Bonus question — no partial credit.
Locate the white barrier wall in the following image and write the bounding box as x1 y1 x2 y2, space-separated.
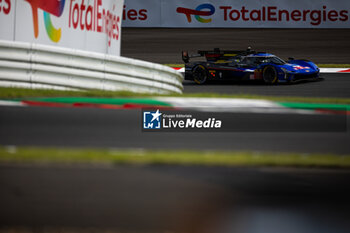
0 40 184 94
123 0 350 28
0 0 123 56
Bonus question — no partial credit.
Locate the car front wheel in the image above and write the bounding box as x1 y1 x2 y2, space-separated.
262 66 278 84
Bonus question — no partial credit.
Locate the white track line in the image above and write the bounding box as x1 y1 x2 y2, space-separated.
0 100 26 107
157 97 315 114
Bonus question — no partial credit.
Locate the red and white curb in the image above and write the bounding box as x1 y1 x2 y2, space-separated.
173 67 185 73
0 98 313 114
1 98 348 115
0 100 26 107
319 68 350 73
172 67 350 73
156 97 314 114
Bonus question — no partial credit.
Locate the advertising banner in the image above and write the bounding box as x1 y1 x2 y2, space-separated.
123 0 160 27
0 0 124 56
122 0 350 28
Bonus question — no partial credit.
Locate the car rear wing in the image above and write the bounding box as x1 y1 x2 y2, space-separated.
182 47 256 63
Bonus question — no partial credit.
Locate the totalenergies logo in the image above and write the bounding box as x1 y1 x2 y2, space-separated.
176 3 215 23
25 0 65 43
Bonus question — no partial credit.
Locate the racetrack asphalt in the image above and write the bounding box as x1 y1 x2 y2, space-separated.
183 73 350 98
0 105 349 154
1 164 350 233
121 28 350 64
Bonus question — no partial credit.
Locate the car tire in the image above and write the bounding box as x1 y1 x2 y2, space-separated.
192 65 208 84
262 66 278 84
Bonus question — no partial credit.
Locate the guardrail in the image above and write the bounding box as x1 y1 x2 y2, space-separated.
0 40 184 94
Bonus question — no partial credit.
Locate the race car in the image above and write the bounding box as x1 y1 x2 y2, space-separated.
182 48 321 84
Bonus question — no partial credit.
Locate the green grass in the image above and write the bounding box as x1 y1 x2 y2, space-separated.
0 146 349 168
1 87 350 104
165 64 350 68
0 87 156 99
317 64 350 68
18 96 172 107
165 64 185 68
279 102 349 111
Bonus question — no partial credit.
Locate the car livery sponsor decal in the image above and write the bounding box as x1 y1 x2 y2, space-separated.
293 65 310 70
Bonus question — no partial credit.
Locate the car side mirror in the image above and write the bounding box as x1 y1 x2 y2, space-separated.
288 57 295 61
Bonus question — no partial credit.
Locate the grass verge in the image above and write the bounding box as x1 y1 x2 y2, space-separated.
0 87 155 99
0 146 349 168
1 87 350 104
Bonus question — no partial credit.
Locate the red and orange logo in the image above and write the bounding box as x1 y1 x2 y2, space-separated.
25 0 65 42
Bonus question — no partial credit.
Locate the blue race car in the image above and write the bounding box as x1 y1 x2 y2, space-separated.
182 48 321 84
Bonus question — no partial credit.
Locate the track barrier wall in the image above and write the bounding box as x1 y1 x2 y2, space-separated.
0 0 184 94
0 40 184 94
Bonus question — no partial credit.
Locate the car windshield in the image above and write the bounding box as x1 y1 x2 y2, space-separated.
267 56 286 65
242 56 286 66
